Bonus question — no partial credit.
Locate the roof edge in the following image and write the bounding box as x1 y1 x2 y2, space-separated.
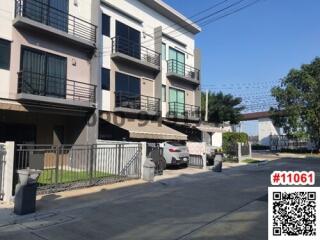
137 0 201 34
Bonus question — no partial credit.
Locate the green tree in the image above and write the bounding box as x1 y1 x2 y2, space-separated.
271 57 320 150
201 91 244 124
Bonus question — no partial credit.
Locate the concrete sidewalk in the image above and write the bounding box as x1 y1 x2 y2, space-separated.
0 157 318 240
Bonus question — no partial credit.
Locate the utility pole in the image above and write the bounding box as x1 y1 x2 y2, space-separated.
205 89 208 122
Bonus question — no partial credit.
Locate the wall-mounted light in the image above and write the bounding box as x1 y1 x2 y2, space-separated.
74 0 78 6
72 58 77 66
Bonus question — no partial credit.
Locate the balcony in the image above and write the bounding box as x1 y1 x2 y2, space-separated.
17 71 96 108
167 59 200 85
167 102 200 121
111 36 161 72
115 91 160 116
14 0 97 49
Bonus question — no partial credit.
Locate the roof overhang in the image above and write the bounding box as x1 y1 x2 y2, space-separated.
138 0 201 34
100 113 187 141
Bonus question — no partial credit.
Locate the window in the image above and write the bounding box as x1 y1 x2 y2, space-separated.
101 68 110 90
20 47 67 98
0 39 11 70
115 72 140 95
102 14 110 37
116 21 141 59
161 43 166 60
161 85 166 102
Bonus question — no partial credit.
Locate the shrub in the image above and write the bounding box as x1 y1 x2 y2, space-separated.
222 132 249 157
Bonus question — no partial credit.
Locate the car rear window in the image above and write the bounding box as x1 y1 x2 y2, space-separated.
167 141 185 146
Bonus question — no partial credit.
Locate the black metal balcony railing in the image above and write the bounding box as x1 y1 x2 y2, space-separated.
168 102 200 119
167 59 200 82
15 0 97 43
18 71 96 103
112 36 161 67
115 91 160 113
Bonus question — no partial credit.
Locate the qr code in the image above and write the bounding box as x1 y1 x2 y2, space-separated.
269 187 320 240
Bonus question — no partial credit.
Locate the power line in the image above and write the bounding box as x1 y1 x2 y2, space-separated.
97 0 265 57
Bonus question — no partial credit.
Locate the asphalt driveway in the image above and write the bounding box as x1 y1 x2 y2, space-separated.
0 157 319 240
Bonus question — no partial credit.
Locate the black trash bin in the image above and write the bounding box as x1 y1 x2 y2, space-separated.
213 154 223 172
14 169 41 215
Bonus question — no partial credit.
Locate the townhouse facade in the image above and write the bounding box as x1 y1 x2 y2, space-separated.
98 0 202 142
0 0 99 145
0 0 201 145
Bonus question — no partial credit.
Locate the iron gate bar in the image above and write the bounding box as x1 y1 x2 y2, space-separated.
14 143 142 195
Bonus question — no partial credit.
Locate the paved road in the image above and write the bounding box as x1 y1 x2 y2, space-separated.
0 157 319 240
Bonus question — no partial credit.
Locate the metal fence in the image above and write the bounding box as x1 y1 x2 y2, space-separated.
14 143 141 195
270 135 310 151
0 144 5 200
241 143 250 156
168 102 200 120
167 59 200 82
189 154 203 168
115 91 160 114
112 36 161 67
15 0 97 43
18 71 96 103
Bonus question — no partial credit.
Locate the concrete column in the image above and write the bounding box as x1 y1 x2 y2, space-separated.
202 153 207 170
194 48 201 108
154 26 163 111
248 142 252 158
3 141 15 202
140 142 147 178
237 142 242 162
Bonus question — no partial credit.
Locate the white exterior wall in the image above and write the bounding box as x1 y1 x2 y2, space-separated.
99 0 196 112
258 117 281 146
68 0 93 23
0 1 15 99
212 132 223 148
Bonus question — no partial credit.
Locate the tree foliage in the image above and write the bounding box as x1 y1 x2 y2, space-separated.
201 91 244 124
271 57 320 150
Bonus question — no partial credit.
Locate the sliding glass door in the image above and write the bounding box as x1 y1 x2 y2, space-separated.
169 48 185 76
21 48 67 98
169 87 185 116
23 0 69 32
115 72 141 109
116 21 141 59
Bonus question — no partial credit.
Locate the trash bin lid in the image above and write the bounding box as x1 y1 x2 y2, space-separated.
143 158 155 168
17 169 42 177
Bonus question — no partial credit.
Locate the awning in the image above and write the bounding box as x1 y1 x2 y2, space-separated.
196 125 225 133
100 113 187 141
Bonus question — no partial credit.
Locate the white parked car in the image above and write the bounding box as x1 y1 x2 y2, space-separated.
161 141 189 166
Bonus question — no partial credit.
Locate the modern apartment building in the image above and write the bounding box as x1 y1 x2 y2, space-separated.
0 0 99 145
98 0 202 141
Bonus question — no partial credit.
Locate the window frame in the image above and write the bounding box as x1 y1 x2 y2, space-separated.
161 85 166 102
101 67 110 91
0 38 11 70
102 13 110 37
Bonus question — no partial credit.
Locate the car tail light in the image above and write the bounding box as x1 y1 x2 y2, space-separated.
169 148 181 152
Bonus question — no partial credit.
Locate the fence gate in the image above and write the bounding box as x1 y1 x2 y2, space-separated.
14 143 142 195
0 144 5 200
189 154 203 168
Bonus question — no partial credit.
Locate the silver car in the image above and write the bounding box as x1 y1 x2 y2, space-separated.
161 141 189 166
